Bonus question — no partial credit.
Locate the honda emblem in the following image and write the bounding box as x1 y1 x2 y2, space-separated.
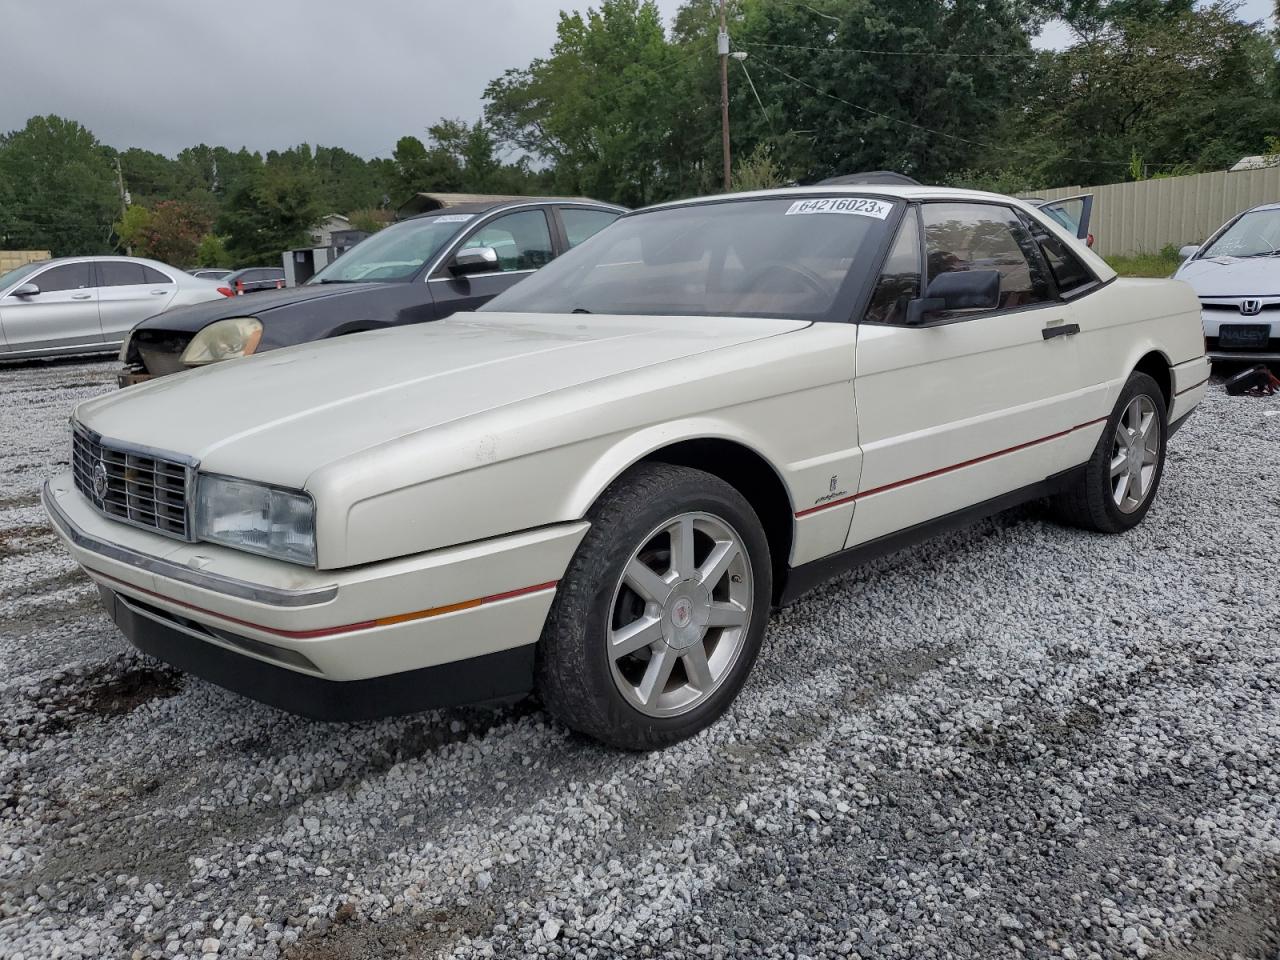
1240 299 1263 316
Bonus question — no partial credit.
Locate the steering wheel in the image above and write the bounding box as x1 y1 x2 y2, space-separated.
744 262 832 301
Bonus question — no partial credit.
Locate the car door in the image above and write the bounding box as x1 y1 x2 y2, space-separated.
1033 194 1094 247
848 201 1093 548
96 261 177 344
428 208 557 316
0 261 101 354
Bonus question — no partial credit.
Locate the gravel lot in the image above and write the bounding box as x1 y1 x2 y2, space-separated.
0 357 1277 960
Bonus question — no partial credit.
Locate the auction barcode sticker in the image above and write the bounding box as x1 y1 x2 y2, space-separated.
784 197 892 219
434 214 475 223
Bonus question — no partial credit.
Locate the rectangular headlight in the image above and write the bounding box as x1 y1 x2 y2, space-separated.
195 474 316 566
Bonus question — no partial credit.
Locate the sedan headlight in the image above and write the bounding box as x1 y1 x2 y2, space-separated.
195 474 316 566
180 317 263 365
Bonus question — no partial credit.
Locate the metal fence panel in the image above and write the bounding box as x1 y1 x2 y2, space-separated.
1018 167 1280 256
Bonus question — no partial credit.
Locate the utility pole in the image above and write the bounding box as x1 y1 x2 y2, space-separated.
114 157 132 256
718 0 731 192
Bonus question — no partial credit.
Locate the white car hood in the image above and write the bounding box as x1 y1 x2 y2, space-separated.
75 312 806 487
1175 255 1280 297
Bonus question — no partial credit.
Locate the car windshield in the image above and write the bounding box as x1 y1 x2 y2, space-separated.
481 195 899 321
0 261 45 290
307 214 473 283
1201 209 1280 258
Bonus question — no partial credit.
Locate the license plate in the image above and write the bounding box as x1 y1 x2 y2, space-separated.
1218 324 1270 348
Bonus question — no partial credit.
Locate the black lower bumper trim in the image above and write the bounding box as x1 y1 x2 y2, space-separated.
100 586 535 721
778 466 1084 606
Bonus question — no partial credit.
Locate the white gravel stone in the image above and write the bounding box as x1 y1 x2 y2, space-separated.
0 360 1278 960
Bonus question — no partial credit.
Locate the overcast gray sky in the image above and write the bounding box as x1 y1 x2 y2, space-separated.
0 0 1272 160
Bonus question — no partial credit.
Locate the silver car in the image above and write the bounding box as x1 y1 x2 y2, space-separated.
1174 202 1280 361
0 256 229 360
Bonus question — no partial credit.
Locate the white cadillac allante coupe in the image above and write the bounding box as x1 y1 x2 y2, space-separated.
45 186 1210 749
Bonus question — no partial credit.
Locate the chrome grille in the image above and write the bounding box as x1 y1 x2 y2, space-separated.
71 424 193 540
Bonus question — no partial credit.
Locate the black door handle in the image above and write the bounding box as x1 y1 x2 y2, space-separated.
1042 323 1080 340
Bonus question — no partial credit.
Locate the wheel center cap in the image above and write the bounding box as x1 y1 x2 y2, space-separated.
662 580 711 651
671 597 694 628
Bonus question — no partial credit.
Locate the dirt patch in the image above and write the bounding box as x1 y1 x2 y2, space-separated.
0 491 40 512
1 664 185 750
0 523 56 558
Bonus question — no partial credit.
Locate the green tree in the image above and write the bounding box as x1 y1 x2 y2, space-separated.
990 1 1280 186
136 200 212 266
217 165 324 265
0 115 119 255
113 203 153 254
484 0 687 206
195 234 233 268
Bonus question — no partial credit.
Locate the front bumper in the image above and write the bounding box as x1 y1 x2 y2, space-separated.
1202 311 1280 361
97 584 535 720
44 474 587 715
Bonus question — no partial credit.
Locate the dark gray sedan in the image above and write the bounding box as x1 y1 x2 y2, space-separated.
117 197 624 385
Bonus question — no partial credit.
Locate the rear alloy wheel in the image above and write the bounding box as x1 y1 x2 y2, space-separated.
1052 370 1167 533
1110 394 1160 514
535 463 772 749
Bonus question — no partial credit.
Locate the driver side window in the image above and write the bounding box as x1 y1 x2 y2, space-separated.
461 210 554 273
922 203 1053 318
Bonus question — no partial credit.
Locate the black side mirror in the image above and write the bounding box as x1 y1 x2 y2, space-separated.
904 270 1000 326
10 282 39 298
451 246 500 276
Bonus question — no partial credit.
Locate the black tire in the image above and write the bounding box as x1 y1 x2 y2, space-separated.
1052 371 1168 533
535 463 773 750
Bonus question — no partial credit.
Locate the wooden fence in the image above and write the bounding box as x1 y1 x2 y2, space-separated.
0 250 51 273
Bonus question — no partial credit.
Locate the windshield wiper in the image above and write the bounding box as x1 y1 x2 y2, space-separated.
571 307 592 314
317 278 360 284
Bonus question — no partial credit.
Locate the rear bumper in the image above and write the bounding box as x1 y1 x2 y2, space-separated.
99 584 534 720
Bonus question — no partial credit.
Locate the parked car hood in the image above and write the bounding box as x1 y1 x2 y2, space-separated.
1174 256 1280 297
130 282 392 333
74 312 807 488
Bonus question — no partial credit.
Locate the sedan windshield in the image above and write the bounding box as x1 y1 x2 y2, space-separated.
308 215 472 283
481 195 899 321
1201 209 1280 259
0 261 44 291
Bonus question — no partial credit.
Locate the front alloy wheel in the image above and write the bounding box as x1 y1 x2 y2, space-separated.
608 512 753 718
535 463 773 750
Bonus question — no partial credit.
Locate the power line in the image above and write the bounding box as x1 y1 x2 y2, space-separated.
742 41 1036 59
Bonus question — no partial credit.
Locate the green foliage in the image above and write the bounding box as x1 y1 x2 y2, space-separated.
988 1 1280 186
195 234 232 268
0 115 119 255
113 203 153 253
136 200 212 266
1105 244 1183 276
346 208 392 234
218 164 326 265
4 0 1279 258
485 0 690 206
731 143 786 192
